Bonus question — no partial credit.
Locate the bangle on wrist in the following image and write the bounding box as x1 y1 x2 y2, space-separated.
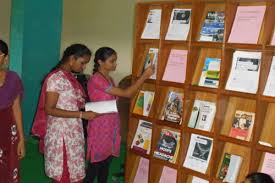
79 111 83 119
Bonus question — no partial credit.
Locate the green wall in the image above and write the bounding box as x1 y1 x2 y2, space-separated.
10 0 63 135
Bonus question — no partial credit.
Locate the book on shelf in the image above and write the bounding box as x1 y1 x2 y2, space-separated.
217 153 243 183
228 5 266 44
260 152 275 181
159 166 177 183
133 157 149 183
161 91 184 124
198 57 221 88
229 110 255 141
153 129 181 164
131 120 152 155
199 11 224 42
162 49 188 83
225 50 261 94
133 90 155 116
165 8 191 40
141 48 159 80
183 134 213 174
188 100 216 132
191 176 209 183
263 56 275 97
141 9 161 39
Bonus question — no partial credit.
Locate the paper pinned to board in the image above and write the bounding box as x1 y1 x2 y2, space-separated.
85 100 118 113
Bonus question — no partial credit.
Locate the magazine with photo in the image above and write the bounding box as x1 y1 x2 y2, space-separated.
162 91 184 124
199 11 225 42
183 134 213 173
225 51 261 94
165 9 191 40
229 110 255 141
153 129 181 164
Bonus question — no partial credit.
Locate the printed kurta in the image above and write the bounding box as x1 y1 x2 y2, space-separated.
87 72 121 163
44 71 85 182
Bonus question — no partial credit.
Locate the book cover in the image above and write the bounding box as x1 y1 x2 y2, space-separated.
218 153 243 183
143 91 155 117
192 176 209 183
162 49 188 83
228 6 266 44
162 91 184 124
188 100 201 128
198 57 221 88
153 129 181 164
141 9 161 39
199 11 224 42
195 101 216 131
142 48 159 80
133 91 144 115
218 153 231 180
165 8 191 40
229 110 255 141
131 120 153 155
183 134 213 173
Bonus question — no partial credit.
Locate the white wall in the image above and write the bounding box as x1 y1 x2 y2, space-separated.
0 0 11 44
61 0 174 83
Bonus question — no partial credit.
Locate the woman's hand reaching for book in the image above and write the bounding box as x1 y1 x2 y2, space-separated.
142 65 155 79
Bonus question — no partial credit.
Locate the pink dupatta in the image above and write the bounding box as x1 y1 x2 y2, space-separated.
31 69 86 153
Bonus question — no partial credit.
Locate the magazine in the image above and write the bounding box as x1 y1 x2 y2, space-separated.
199 11 224 42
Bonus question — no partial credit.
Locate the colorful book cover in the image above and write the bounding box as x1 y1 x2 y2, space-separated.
199 11 224 42
142 48 158 80
162 91 184 124
153 129 181 164
133 91 144 115
131 120 153 155
199 57 221 88
218 153 231 180
229 110 255 141
143 91 155 117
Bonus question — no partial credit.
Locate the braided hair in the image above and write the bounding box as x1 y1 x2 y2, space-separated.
93 47 116 74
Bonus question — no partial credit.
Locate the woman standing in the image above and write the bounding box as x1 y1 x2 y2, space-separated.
84 47 154 183
32 44 97 183
0 39 25 183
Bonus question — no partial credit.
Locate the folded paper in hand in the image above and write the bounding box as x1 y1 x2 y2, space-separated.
85 100 118 113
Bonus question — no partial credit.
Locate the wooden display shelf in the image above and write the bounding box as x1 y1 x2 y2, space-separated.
126 1 275 182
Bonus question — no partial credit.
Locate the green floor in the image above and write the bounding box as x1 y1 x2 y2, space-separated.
21 137 126 183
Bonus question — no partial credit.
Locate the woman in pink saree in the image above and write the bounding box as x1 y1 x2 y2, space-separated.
32 44 97 183
84 47 154 183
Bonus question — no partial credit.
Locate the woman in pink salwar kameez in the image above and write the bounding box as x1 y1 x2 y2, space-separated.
84 47 154 183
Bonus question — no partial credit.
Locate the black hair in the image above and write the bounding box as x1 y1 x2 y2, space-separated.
93 47 116 74
0 40 9 56
245 173 274 183
51 43 92 71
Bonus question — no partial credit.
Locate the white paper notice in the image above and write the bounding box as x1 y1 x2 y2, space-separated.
192 176 209 183
225 51 261 94
263 57 275 96
165 9 191 40
141 9 162 39
85 100 117 113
